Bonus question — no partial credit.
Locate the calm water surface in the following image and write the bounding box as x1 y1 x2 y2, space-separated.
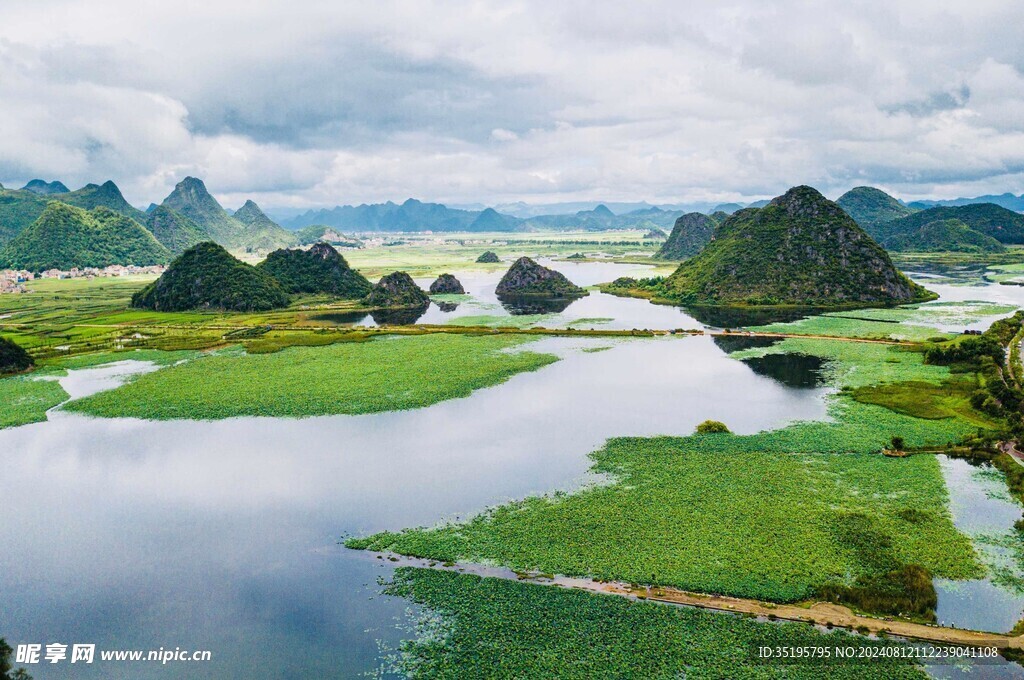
0 335 828 679
322 259 706 330
935 455 1024 633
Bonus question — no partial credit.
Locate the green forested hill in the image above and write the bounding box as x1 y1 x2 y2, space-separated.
0 336 33 374
836 187 915 233
257 242 371 297
658 186 929 306
161 177 250 249
232 200 297 251
160 178 295 252
132 242 288 311
876 203 1024 244
0 203 169 271
884 218 1006 253
0 180 146 246
654 212 721 259
60 181 149 223
0 187 48 245
146 205 212 255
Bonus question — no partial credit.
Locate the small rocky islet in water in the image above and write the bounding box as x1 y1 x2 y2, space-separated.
429 273 466 294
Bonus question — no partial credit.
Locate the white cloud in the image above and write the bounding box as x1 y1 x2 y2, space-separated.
0 0 1023 206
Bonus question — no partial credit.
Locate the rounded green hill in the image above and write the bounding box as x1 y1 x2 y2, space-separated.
658 186 931 307
132 242 288 312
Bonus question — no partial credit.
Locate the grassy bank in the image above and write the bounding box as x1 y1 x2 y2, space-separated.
746 301 1017 341
381 567 928 679
63 334 559 420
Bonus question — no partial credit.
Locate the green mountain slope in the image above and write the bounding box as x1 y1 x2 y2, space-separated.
836 187 915 232
145 205 212 255
0 203 169 271
469 207 519 231
60 180 149 223
132 242 288 311
659 186 929 306
884 219 1006 253
654 212 720 260
257 242 371 297
877 203 1024 244
161 177 250 249
232 200 297 251
0 187 49 245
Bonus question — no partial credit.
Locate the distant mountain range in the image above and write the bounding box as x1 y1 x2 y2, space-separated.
281 199 687 232
0 177 295 270
836 186 1024 253
908 193 1024 212
4 173 1024 270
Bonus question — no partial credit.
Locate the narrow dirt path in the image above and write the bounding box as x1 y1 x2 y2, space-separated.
366 553 1024 651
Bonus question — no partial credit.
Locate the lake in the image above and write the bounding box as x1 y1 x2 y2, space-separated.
0 334 829 678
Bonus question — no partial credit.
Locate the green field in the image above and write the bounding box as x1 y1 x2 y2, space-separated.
336 231 669 279
382 567 927 679
62 334 558 420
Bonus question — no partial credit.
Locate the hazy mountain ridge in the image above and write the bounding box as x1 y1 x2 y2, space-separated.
874 203 1024 245
884 218 1006 254
836 187 916 231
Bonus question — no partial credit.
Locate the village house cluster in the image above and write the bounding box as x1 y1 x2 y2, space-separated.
0 264 166 293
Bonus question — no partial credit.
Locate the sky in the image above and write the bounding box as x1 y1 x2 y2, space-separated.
2 0 1024 210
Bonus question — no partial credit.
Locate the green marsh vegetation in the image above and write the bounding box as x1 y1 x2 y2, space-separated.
380 567 927 679
349 337 1006 616
746 301 1017 342
0 348 197 429
350 432 980 605
0 374 67 429
63 334 559 420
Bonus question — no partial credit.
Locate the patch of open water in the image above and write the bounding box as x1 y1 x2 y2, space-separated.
0 334 829 678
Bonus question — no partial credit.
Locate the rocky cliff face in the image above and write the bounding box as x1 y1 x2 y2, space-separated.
654 213 719 260
429 273 465 294
363 271 430 308
495 257 586 297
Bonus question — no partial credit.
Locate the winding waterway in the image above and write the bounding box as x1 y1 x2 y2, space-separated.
3 260 1024 678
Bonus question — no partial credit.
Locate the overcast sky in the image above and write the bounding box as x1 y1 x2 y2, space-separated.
2 0 1024 209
